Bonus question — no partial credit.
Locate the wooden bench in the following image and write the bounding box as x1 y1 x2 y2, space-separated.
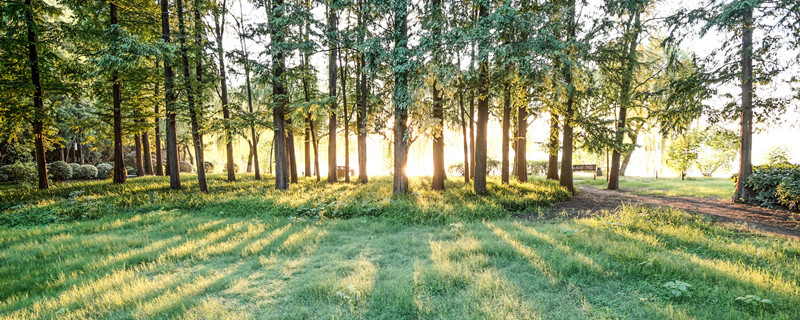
572 164 598 180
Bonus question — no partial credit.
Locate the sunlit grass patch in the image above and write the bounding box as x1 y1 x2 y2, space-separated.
574 176 734 199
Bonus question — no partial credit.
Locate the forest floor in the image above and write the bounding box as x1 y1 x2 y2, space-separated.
545 185 800 238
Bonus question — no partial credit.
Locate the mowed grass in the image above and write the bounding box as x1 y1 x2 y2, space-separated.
1 175 799 319
0 175 569 227
575 175 734 199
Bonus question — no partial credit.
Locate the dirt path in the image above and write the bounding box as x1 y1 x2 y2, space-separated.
545 186 800 239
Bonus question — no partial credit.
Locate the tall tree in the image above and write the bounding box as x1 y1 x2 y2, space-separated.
176 0 207 192
327 3 339 184
559 0 578 194
356 0 368 183
213 0 235 182
473 0 490 195
153 73 164 176
392 0 410 194
429 0 446 190
235 0 260 180
272 0 288 190
500 85 511 184
110 2 126 184
162 0 181 189
24 0 49 189
732 3 754 201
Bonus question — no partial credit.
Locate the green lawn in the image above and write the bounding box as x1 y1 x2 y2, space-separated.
575 175 734 199
1 175 798 319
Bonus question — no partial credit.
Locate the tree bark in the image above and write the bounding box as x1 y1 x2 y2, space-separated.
559 0 577 194
392 0 410 194
733 4 755 201
177 0 207 192
327 4 339 183
547 111 559 180
469 90 476 180
111 2 127 184
214 0 235 182
311 119 320 182
238 5 260 181
515 103 528 182
272 0 288 190
339 52 350 183
153 75 164 176
304 120 311 177
501 85 511 184
141 121 154 175
473 0 489 195
134 133 145 176
357 4 368 184
459 88 470 183
25 0 48 189
161 0 180 189
608 8 642 190
432 82 446 190
287 119 298 183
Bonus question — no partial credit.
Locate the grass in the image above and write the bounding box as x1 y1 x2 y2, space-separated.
1 175 799 319
0 174 569 227
575 175 734 199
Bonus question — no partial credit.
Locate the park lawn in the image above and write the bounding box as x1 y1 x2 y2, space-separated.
1 176 798 319
575 175 734 199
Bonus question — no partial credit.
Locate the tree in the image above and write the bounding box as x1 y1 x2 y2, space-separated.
473 0 490 195
24 0 50 189
212 0 235 182
162 0 181 189
392 0 410 194
695 127 737 176
327 3 339 184
271 0 288 190
665 130 701 180
427 0 446 190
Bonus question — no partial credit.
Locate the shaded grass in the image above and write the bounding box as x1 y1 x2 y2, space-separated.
1 204 798 319
0 175 569 226
575 176 734 199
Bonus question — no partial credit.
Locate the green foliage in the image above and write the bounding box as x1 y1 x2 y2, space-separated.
68 163 81 176
74 164 98 180
222 163 239 174
0 162 37 184
47 161 72 181
96 163 113 179
663 280 693 298
765 146 793 166
746 164 800 210
695 127 738 176
666 131 702 177
736 295 773 307
527 160 548 176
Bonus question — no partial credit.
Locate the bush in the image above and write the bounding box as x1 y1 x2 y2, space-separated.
97 163 113 179
527 160 547 176
204 161 215 173
179 161 193 173
222 163 239 174
47 161 73 181
126 166 136 176
765 146 792 166
448 162 465 176
745 164 800 210
68 163 81 177
0 162 37 183
74 164 98 180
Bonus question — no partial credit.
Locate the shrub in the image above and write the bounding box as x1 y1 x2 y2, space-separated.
126 166 136 176
68 163 81 177
74 164 98 179
745 164 800 210
527 160 547 176
0 162 37 183
47 161 73 181
108 165 127 179
97 163 113 179
179 161 193 173
448 162 465 176
765 146 792 166
222 163 239 174
204 161 215 173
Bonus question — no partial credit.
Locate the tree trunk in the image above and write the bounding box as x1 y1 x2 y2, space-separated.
111 3 126 184
311 119 320 182
392 0 409 194
327 4 339 184
469 89 476 180
339 52 350 183
432 81 446 190
304 120 311 177
459 88 470 183
559 0 577 194
473 1 489 195
272 0 288 190
547 111 559 181
246 144 253 172
501 85 511 184
141 120 154 175
161 0 180 189
620 149 634 177
515 102 528 182
153 77 164 176
134 133 145 177
287 120 298 183
177 0 207 192
733 5 755 202
357 7 368 184
25 0 48 189
215 0 235 182
608 8 642 190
